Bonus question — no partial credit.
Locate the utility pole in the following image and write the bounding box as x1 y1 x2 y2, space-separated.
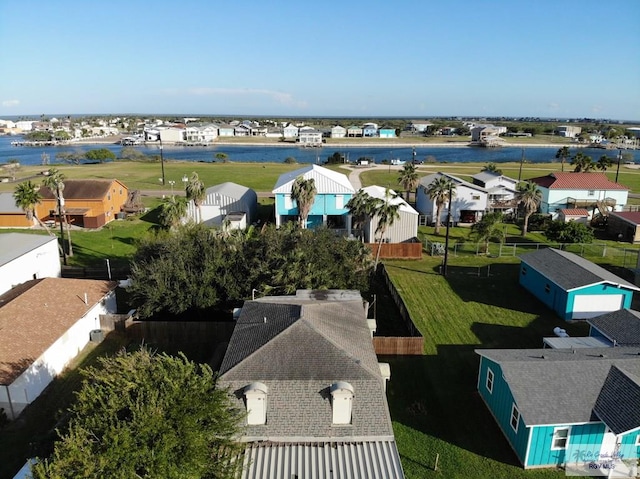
159 138 165 186
518 148 525 181
57 185 67 265
615 149 622 183
442 183 453 277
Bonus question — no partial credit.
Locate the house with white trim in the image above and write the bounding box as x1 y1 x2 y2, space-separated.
416 172 488 224
185 182 257 228
359 186 418 243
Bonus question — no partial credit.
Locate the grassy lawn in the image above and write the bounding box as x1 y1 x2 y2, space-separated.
382 255 594 478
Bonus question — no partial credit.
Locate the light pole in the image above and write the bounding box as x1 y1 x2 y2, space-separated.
615 149 623 183
159 138 165 186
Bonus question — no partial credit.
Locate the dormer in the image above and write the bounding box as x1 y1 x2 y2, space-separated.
330 381 354 425
244 382 268 425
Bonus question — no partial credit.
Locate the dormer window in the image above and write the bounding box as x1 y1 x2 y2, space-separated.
330 381 354 425
244 382 268 425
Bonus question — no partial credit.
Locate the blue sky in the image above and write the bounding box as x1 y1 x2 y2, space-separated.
1 0 639 120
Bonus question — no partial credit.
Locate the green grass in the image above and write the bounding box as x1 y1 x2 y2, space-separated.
382 255 593 478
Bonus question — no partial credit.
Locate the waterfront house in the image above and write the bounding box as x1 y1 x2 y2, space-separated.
359 186 418 243
472 171 518 214
471 125 506 146
554 125 582 138
283 123 298 139
476 347 640 470
297 129 323 146
0 278 117 419
218 290 404 479
184 124 218 143
0 233 60 295
362 124 378 137
218 124 235 137
407 121 433 133
587 309 640 347
519 248 639 320
416 172 488 224
606 211 640 243
379 127 397 138
272 164 355 230
330 125 346 138
185 181 257 228
39 179 129 229
527 172 628 220
158 126 186 143
347 125 363 137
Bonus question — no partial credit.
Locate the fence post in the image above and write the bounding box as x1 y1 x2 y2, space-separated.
499 243 502 257
602 244 607 257
513 243 517 256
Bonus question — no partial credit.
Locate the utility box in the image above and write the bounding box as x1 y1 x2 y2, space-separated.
89 329 104 343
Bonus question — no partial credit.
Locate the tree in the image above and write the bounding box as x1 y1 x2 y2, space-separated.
398 163 419 201
426 175 456 235
545 220 595 243
570 151 595 172
13 180 43 226
31 347 244 479
42 168 73 257
185 172 206 223
283 156 297 164
290 176 317 229
516 181 542 236
555 146 570 172
373 188 400 268
85 148 116 163
214 152 229 163
481 162 502 175
596 155 613 172
158 195 188 229
470 212 504 254
346 190 382 240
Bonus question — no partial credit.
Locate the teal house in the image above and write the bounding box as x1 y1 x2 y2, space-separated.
519 248 639 320
272 164 355 231
476 347 640 471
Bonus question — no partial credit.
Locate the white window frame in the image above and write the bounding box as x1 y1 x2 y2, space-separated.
486 368 494 394
510 404 520 433
635 434 640 446
284 194 293 210
551 426 570 450
335 195 344 209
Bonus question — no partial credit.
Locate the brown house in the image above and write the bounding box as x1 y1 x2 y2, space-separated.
40 179 129 228
607 211 640 243
0 192 35 227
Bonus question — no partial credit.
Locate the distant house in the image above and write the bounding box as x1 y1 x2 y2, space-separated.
272 164 355 230
470 125 506 145
0 192 36 228
185 182 257 228
184 124 218 143
416 172 488 224
476 347 640 470
555 125 582 138
408 121 433 133
0 278 117 419
528 172 628 220
379 127 396 138
217 124 235 137
588 309 640 347
330 125 346 138
283 124 299 138
558 208 589 224
362 124 378 137
297 129 323 146
158 126 186 143
607 211 640 243
359 186 418 243
346 125 363 137
234 124 251 137
0 233 60 295
519 248 640 320
472 171 518 213
218 290 404 479
39 179 129 228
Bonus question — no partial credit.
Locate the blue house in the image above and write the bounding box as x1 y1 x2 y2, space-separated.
588 309 640 347
476 347 640 471
519 248 639 320
379 127 396 138
272 164 355 230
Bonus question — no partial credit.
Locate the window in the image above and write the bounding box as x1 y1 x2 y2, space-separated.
588 190 595 197
284 195 293 210
636 434 640 446
335 195 344 209
486 368 494 393
552 427 570 450
510 404 520 433
521 266 527 276
472 195 480 200
545 284 551 293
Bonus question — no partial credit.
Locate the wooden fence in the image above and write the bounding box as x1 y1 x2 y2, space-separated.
366 241 422 259
373 337 424 355
62 265 130 280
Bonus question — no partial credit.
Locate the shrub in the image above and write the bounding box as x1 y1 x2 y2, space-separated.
545 220 595 243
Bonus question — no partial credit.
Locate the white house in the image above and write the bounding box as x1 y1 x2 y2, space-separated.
185 182 258 227
0 233 61 295
158 126 186 143
184 124 218 143
360 186 418 243
408 121 433 133
472 171 519 213
297 129 323 145
416 172 488 224
528 172 629 219
330 125 346 138
283 124 298 138
0 278 117 419
555 125 582 138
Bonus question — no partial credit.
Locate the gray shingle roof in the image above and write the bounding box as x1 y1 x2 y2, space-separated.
593 365 640 435
519 248 640 291
476 347 640 426
587 309 640 346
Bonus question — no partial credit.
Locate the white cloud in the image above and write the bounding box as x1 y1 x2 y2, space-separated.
2 99 20 107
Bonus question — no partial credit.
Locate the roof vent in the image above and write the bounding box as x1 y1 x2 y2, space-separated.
263 316 267 324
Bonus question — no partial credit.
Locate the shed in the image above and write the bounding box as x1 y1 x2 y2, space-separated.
519 248 640 320
186 182 257 227
360 186 418 243
558 208 589 224
607 211 640 243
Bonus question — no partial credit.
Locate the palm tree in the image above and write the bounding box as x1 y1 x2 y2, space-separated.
470 212 504 254
570 152 595 172
42 168 73 257
398 163 419 201
426 175 456 235
481 162 502 175
516 181 542 236
373 188 401 268
13 180 43 225
555 146 570 172
290 176 317 229
596 155 613 172
159 195 188 229
346 190 381 240
185 172 206 223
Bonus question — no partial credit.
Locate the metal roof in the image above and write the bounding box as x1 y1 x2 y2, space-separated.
238 440 404 479
528 172 628 190
542 336 612 349
0 192 22 213
272 165 355 194
0 233 57 268
361 186 418 215
418 172 488 194
207 182 256 201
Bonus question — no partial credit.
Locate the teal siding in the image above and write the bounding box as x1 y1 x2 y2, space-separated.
478 358 530 464
527 423 605 467
275 193 352 217
567 283 634 315
619 430 640 463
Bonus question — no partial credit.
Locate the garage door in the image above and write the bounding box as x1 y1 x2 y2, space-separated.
572 294 624 319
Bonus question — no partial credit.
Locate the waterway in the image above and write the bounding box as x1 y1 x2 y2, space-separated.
0 135 635 167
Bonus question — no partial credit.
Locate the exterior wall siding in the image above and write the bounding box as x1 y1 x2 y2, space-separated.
0 238 61 295
543 189 628 217
519 261 569 319
477 357 529 464
526 423 605 467
366 211 418 243
275 193 352 219
566 283 634 318
619 430 640 463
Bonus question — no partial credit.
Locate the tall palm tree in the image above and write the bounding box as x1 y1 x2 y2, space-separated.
290 176 317 229
570 152 595 172
13 180 43 225
185 172 206 223
555 146 570 172
426 175 456 235
345 190 381 240
596 155 613 172
159 195 188 229
516 181 542 236
42 168 73 257
398 163 419 201
373 188 400 268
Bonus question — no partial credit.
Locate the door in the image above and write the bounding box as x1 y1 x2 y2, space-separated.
572 294 624 319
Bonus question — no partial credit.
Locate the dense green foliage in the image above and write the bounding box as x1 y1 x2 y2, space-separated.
128 224 373 318
85 148 117 162
544 220 595 243
469 212 504 252
31 348 244 479
516 181 542 235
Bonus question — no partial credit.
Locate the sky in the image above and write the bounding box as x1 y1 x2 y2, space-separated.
1 0 639 120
